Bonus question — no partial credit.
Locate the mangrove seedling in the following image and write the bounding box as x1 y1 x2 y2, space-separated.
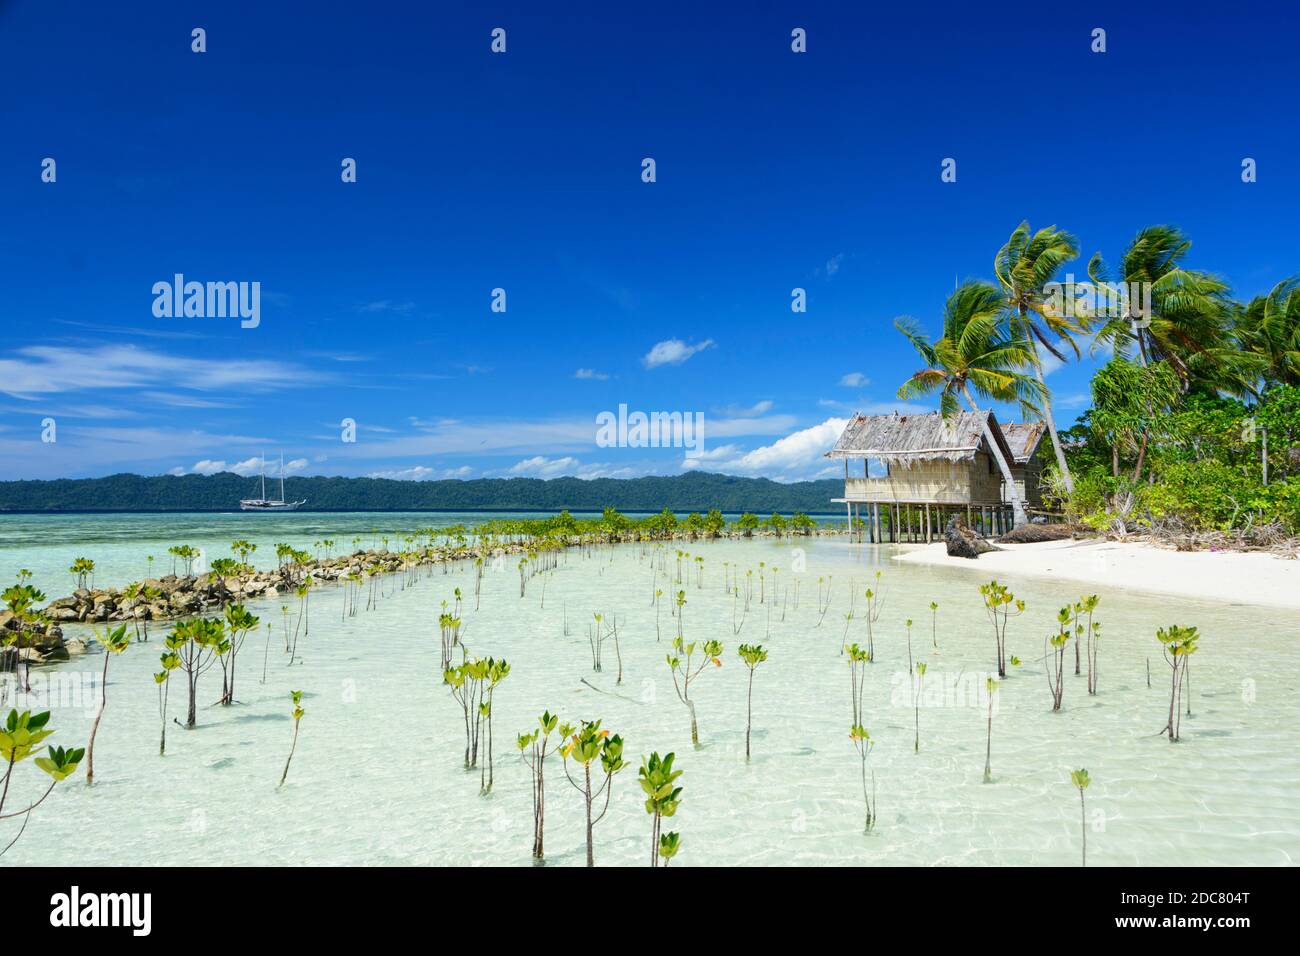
675 590 687 639
905 618 914 674
560 719 628 866
846 642 871 727
929 601 939 648
155 649 181 755
278 690 305 787
667 637 724 746
1157 625 1200 742
849 724 876 832
913 661 927 753
983 677 999 783
1045 607 1071 712
862 572 885 659
0 710 84 857
737 643 768 760
517 710 571 860
658 831 681 866
220 603 259 705
639 751 683 867
69 557 95 590
816 575 833 627
610 613 624 685
445 658 488 768
1077 595 1100 695
978 580 1024 678
438 611 463 671
290 577 313 663
1071 768 1091 866
587 613 605 672
85 623 130 785
168 617 225 729
479 657 511 794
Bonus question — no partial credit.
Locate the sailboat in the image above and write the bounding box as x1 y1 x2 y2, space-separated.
240 452 307 511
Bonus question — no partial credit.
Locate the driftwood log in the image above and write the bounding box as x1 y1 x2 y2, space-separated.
944 515 1000 559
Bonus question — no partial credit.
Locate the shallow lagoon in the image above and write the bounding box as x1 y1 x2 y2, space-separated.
2 515 1299 866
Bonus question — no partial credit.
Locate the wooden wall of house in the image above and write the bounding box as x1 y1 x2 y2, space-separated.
970 451 1005 503
1003 461 1043 508
843 455 1006 505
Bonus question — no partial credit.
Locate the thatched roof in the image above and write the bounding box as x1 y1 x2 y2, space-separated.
1000 422 1046 464
826 410 1015 466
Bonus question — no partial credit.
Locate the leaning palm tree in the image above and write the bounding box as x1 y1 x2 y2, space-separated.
994 221 1085 492
1238 275 1300 389
895 281 1044 527
1088 225 1254 395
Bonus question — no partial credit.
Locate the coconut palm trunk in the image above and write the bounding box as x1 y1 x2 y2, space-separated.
963 387 1027 528
1023 330 1074 492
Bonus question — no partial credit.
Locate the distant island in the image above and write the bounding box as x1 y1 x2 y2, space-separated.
0 470 843 514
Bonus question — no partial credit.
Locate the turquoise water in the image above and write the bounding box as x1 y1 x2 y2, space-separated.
1 514 1298 866
0 512 557 591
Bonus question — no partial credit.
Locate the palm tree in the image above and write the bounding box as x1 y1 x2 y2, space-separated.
895 281 1043 527
994 221 1085 492
1088 225 1253 395
1238 276 1300 388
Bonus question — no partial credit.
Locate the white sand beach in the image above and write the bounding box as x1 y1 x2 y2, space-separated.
893 537 1300 611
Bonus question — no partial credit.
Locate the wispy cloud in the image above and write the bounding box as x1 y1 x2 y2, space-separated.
643 338 715 369
574 368 610 381
356 300 416 315
0 344 315 399
840 372 869 387
139 391 240 409
714 400 773 417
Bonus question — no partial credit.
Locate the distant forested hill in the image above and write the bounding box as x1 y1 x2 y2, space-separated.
0 471 844 514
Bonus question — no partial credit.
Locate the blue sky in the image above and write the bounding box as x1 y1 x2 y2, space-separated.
1 1 1296 483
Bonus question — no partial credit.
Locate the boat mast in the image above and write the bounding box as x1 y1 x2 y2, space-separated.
279 451 285 503
260 455 267 501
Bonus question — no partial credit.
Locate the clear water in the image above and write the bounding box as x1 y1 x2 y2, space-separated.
2 514 1297 866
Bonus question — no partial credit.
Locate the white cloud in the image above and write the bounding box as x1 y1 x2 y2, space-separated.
140 392 239 409
574 368 610 380
826 253 844 276
507 456 583 478
0 344 314 399
642 338 715 369
190 459 229 476
368 466 436 481
366 464 475 481
716 400 773 418
684 418 849 481
229 457 265 476
170 456 272 477
840 372 869 387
